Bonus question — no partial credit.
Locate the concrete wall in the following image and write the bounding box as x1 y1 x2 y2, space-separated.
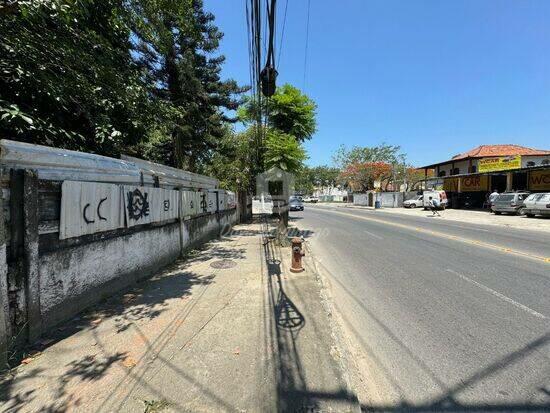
0 140 241 354
39 209 237 329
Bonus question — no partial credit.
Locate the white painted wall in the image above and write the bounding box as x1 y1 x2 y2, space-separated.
40 224 181 314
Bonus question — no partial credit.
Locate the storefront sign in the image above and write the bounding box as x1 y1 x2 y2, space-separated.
443 177 458 192
478 156 521 173
529 170 550 190
461 175 488 192
442 176 488 192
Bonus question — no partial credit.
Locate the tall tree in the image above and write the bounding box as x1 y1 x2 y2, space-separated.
130 0 247 171
332 143 405 169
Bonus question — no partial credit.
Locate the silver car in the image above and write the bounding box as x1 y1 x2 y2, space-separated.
523 193 550 217
491 192 530 215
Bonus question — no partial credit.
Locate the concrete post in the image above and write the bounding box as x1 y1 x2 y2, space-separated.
506 172 513 192
23 170 41 341
0 182 9 368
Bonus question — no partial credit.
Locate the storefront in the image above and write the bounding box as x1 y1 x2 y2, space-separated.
420 145 550 209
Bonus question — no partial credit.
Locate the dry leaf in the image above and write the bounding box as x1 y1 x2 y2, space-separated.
233 348 240 355
122 357 137 368
21 357 34 365
90 318 102 326
39 338 54 346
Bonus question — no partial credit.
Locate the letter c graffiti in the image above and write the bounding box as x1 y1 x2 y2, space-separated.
97 197 107 221
83 204 95 224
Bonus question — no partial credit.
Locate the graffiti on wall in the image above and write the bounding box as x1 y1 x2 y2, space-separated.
60 182 231 238
60 181 125 239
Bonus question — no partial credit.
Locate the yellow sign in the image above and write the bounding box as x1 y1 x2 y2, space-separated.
529 170 550 190
461 175 489 192
443 177 458 192
478 155 521 173
443 176 489 192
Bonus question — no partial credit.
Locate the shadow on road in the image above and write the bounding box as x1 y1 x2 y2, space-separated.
261 216 357 412
310 255 550 413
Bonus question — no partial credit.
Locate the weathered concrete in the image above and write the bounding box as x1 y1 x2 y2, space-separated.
38 209 237 334
23 170 41 340
0 184 8 367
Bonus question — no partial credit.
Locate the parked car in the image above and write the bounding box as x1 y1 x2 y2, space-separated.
491 191 530 215
303 196 318 203
403 195 423 208
422 190 448 210
289 196 304 211
523 193 550 217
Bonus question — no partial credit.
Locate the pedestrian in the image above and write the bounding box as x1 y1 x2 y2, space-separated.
429 196 441 217
488 189 499 211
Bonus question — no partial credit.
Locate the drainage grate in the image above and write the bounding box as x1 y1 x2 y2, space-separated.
210 259 237 269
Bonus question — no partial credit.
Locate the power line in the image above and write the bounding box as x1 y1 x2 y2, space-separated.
303 0 311 91
277 0 289 67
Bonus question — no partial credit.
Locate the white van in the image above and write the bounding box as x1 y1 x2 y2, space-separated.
422 190 448 210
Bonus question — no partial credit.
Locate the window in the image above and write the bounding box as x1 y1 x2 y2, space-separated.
541 194 550 202
268 180 283 196
542 159 550 165
526 161 535 167
438 170 446 177
452 168 460 175
469 165 477 173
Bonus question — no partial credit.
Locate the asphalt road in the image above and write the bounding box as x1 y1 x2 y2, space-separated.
294 205 550 412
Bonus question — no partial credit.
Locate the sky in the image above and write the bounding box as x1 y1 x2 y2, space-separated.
204 0 550 167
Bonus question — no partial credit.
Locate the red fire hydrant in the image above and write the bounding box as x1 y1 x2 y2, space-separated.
290 237 305 273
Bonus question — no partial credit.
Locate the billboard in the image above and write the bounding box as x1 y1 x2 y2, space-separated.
478 156 521 173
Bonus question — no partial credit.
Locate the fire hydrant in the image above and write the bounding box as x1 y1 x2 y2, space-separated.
290 237 305 273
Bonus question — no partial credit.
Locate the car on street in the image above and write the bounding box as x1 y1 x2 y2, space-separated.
303 196 319 203
289 196 304 211
403 195 423 208
523 192 550 217
422 190 448 210
491 191 530 215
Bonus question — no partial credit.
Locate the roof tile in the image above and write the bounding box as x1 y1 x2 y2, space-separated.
451 144 550 160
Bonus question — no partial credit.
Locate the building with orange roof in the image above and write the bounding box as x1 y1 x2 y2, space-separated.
419 144 550 208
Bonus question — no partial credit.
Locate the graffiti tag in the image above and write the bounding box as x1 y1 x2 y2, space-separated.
127 189 150 221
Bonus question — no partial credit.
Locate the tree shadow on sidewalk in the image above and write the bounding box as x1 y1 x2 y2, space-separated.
0 252 220 411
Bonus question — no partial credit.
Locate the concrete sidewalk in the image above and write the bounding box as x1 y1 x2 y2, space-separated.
317 202 550 233
0 219 359 412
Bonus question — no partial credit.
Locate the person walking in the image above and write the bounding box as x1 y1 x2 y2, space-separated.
429 196 441 217
488 189 499 210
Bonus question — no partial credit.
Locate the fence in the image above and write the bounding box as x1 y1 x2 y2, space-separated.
353 191 420 207
0 140 243 362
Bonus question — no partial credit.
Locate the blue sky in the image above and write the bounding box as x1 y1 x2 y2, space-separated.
204 0 550 167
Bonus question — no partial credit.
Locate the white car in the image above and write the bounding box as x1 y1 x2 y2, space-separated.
523 193 550 217
403 195 423 208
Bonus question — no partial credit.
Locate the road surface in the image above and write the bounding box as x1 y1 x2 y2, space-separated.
294 204 550 412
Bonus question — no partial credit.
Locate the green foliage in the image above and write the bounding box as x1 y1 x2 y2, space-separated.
201 127 254 192
295 165 339 194
0 0 245 171
264 129 308 173
0 0 152 156
332 143 405 169
130 0 247 171
268 84 317 142
239 84 317 142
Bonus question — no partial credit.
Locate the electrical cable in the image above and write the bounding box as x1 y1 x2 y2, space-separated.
303 0 311 91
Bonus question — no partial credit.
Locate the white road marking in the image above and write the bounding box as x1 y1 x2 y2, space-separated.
446 269 546 319
363 230 383 240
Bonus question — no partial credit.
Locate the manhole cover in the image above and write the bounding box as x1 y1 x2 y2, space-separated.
210 259 237 269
